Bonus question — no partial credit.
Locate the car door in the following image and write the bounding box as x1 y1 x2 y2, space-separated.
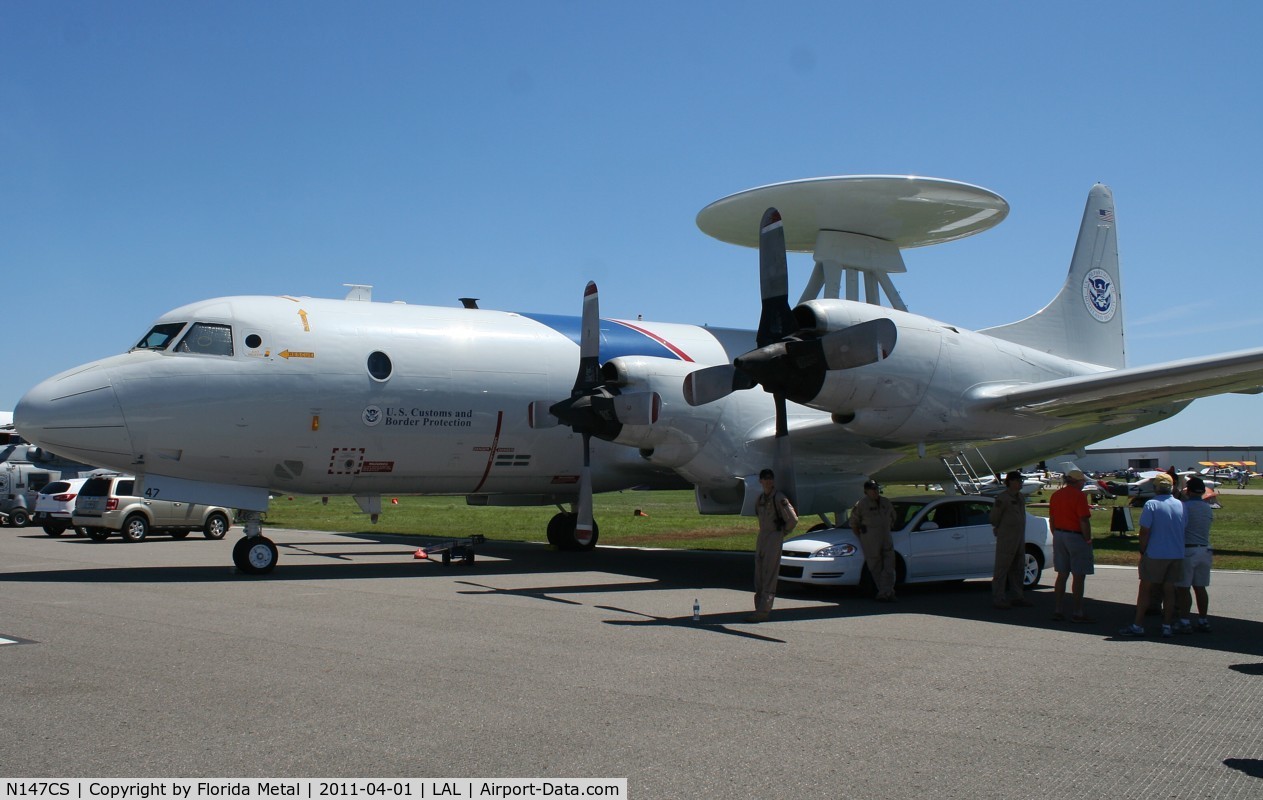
903 500 972 579
959 500 1000 575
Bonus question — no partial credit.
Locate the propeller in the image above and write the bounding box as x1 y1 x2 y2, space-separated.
528 281 660 547
681 207 898 503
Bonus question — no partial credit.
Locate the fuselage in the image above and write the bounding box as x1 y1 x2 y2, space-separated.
15 294 1180 515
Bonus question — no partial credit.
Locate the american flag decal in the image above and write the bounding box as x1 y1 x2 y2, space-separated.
1098 209 1115 223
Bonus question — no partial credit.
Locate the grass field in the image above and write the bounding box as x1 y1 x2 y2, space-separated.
262 485 1263 571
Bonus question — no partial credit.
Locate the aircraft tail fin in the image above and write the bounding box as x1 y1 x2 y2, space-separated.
982 184 1124 369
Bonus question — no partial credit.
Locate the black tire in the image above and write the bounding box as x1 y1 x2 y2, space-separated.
169 530 190 539
233 535 278 574
43 524 68 537
119 514 149 542
1023 546 1045 588
545 512 599 551
202 511 230 540
85 527 111 542
8 508 30 527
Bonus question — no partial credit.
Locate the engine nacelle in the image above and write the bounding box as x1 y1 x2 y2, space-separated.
790 299 944 438
601 356 724 468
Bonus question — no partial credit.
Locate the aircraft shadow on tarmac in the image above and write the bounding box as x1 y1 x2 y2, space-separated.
7 530 1263 658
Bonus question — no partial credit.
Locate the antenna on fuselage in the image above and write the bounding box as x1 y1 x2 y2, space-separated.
343 284 373 302
696 176 1010 312
459 297 480 309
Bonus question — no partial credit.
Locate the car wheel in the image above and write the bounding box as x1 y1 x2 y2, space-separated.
42 524 68 537
120 514 149 542
203 511 230 540
1023 546 1044 588
85 527 111 542
170 530 190 539
8 508 30 527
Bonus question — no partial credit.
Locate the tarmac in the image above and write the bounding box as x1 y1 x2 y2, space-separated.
2 526 1262 799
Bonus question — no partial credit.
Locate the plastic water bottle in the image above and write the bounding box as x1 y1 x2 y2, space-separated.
692 598 700 622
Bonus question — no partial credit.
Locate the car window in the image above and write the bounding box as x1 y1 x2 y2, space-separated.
80 477 112 497
135 322 187 351
116 479 135 496
42 481 71 494
891 501 927 531
961 502 993 526
923 503 963 529
175 323 235 356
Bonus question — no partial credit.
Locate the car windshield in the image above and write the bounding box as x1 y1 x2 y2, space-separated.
134 322 187 351
79 477 112 497
41 482 72 495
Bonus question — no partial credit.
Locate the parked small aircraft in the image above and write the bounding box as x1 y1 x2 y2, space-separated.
16 176 1263 573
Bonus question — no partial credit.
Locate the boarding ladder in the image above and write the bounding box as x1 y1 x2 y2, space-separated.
940 450 995 495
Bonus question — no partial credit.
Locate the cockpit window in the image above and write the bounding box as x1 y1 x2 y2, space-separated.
134 322 187 351
175 323 235 356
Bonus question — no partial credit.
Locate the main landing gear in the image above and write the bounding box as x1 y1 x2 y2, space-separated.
232 511 278 575
546 509 600 551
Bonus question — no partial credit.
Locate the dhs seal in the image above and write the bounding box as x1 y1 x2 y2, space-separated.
363 405 383 426
1082 268 1116 323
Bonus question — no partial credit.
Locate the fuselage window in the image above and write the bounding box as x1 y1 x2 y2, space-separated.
367 351 392 381
134 322 187 351
245 334 263 349
176 323 235 356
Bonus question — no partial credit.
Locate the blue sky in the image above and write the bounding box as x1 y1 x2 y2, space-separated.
2 2 1261 449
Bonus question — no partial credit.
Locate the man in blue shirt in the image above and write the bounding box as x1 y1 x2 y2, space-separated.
1175 476 1214 633
1118 472 1186 637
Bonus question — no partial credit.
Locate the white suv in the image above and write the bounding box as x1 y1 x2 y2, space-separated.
34 478 88 536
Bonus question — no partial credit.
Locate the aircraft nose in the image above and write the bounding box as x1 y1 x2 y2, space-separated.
14 361 134 465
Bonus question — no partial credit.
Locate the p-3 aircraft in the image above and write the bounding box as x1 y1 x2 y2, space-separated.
16 175 1263 573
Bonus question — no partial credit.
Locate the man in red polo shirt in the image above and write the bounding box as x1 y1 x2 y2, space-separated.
1049 468 1095 622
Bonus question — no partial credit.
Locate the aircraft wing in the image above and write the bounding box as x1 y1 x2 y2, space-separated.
973 346 1263 419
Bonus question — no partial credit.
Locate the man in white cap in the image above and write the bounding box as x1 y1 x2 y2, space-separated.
1048 468 1094 622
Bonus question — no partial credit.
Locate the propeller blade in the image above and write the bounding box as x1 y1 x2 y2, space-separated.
527 400 560 429
756 208 797 348
573 281 602 394
820 317 898 370
683 365 757 406
772 393 797 506
576 432 595 546
610 391 660 426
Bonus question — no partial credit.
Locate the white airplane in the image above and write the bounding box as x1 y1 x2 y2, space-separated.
16 175 1263 574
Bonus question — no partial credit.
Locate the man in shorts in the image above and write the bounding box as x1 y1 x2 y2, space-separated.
1175 476 1214 633
1049 468 1094 622
1118 472 1186 637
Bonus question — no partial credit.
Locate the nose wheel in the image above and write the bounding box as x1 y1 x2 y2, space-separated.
232 511 278 574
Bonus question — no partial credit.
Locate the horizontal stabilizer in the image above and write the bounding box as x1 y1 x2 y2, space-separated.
973 346 1263 419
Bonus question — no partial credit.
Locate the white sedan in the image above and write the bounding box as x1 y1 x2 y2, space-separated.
779 495 1053 589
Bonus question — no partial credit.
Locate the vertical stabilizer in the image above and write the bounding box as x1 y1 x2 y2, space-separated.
982 184 1124 368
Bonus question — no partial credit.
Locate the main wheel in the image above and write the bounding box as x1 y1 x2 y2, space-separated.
233 535 278 574
1023 546 1045 588
119 514 149 542
202 511 230 540
546 512 599 551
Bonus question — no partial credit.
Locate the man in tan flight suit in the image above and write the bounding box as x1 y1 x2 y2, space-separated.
990 470 1035 609
749 468 798 623
849 479 898 602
